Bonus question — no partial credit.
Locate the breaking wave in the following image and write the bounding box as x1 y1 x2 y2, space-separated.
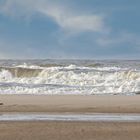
0 64 140 95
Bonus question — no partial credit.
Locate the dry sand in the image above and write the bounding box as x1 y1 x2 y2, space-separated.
0 95 140 113
0 95 140 140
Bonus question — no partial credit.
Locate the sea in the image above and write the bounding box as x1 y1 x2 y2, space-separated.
0 59 140 95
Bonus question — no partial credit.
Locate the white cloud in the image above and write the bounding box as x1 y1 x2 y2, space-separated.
0 0 105 33
39 7 104 32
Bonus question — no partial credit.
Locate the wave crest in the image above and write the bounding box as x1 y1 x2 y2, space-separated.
0 65 140 95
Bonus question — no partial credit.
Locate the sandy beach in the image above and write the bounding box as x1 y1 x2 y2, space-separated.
0 121 140 140
0 95 140 140
0 95 140 113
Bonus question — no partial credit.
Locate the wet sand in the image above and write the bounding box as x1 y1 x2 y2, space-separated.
0 95 140 140
0 95 140 113
0 121 140 140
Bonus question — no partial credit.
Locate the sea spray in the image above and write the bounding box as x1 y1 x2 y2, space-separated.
0 60 139 95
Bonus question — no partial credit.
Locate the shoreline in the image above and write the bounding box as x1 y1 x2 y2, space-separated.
0 112 140 122
0 95 140 113
0 95 140 140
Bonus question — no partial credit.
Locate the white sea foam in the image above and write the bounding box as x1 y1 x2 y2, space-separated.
16 63 43 69
0 70 13 81
0 64 140 95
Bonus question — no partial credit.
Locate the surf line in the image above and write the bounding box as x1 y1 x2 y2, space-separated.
0 113 140 122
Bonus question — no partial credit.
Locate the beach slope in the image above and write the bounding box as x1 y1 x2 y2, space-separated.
0 95 140 113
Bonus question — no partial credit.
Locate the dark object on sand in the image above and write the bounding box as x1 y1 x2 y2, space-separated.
136 92 140 95
0 103 3 105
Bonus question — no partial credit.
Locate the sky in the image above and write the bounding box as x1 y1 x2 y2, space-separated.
0 0 140 59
